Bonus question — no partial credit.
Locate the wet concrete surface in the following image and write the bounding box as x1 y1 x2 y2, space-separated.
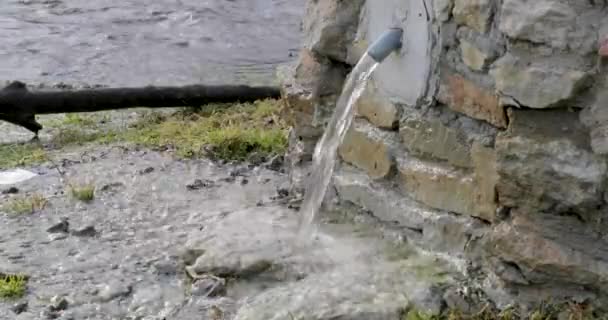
1 0 304 87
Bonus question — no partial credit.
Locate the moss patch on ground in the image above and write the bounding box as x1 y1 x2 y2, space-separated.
0 99 288 169
0 274 27 299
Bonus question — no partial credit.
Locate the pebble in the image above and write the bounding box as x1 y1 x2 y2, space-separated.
12 301 28 314
2 186 19 194
48 295 69 312
138 167 155 175
46 218 69 234
265 155 284 172
71 226 98 237
186 179 216 190
97 281 133 302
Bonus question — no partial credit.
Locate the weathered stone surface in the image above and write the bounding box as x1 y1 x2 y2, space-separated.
434 0 455 22
333 166 488 257
397 154 495 220
439 73 507 128
488 212 608 302
491 55 588 109
303 0 365 62
499 0 599 53
471 143 498 222
496 108 606 214
580 91 608 155
400 114 473 169
460 40 489 71
589 125 608 155
338 119 396 179
452 0 493 33
355 79 399 129
278 50 346 116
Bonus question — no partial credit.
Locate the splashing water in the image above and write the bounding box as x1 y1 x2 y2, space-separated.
296 53 380 243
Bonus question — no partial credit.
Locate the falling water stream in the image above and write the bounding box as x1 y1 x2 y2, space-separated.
296 53 380 242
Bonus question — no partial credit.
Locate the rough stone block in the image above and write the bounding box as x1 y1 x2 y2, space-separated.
580 91 608 155
471 143 498 222
459 40 489 71
355 79 399 129
333 166 487 257
397 154 493 220
434 0 455 22
440 73 507 128
400 116 473 169
303 0 365 62
496 108 606 215
491 54 588 109
452 0 493 33
488 212 608 299
499 0 599 54
338 119 396 179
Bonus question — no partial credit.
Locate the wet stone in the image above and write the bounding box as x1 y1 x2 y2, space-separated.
99 182 124 192
97 281 133 302
70 226 97 237
12 301 28 314
265 155 284 172
48 295 69 312
186 179 216 190
46 218 69 234
2 186 19 194
138 167 154 175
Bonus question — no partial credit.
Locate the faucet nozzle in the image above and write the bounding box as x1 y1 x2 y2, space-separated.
367 28 403 63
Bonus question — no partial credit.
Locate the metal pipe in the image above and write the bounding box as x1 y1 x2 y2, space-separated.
367 28 403 63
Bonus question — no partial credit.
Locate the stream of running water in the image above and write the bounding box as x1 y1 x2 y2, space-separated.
296 53 380 243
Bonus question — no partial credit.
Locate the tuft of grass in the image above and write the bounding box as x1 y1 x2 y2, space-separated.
2 193 48 215
0 274 27 299
0 143 47 169
123 99 288 161
69 183 95 202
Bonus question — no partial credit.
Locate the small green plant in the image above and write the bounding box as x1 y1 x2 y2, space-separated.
69 183 95 202
3 193 48 215
0 274 27 299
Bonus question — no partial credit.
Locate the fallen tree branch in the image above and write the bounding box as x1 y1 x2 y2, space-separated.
0 81 281 135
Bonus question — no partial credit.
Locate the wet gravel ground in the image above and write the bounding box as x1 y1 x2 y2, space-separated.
0 146 290 319
1 0 304 87
0 143 457 319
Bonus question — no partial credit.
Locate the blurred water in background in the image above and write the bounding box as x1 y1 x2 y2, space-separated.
0 0 305 87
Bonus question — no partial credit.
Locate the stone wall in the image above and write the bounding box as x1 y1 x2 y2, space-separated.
279 0 608 311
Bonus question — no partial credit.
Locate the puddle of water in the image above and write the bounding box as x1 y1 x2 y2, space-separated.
296 54 379 243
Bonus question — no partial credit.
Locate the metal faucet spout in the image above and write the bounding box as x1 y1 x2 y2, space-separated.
367 28 403 63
